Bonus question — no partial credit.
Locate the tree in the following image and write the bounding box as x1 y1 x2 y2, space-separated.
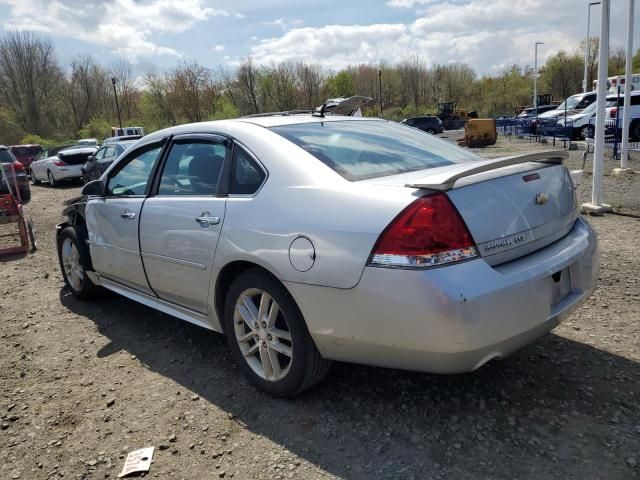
540 51 583 100
324 70 355 98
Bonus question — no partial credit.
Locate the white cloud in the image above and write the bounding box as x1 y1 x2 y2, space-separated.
0 0 237 61
246 0 638 74
263 17 304 31
213 44 225 52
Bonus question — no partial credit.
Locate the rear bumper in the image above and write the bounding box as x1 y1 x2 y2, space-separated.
286 217 599 373
53 165 83 180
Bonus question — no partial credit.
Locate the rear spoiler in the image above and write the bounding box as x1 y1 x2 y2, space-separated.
405 150 568 191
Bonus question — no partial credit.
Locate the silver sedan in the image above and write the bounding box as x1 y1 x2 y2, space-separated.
56 114 599 396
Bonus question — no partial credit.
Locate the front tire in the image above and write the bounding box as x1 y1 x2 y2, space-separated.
57 226 99 299
223 269 331 397
47 170 59 187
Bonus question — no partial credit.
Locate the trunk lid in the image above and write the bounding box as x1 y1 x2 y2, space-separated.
364 151 577 266
58 150 94 166
446 164 577 265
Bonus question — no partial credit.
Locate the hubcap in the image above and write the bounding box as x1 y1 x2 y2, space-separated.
61 238 84 291
233 288 293 382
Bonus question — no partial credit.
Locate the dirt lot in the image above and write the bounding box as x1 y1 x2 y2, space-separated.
1 138 639 480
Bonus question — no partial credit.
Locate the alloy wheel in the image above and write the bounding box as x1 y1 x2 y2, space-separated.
61 238 84 291
233 288 293 382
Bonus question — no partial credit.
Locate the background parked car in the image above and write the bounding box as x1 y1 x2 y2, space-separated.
76 138 99 147
30 145 97 187
0 145 30 203
400 115 444 134
82 139 138 182
9 144 43 169
517 105 557 119
531 92 598 134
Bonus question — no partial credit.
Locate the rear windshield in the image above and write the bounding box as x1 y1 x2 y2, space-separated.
0 149 14 163
270 120 480 181
11 146 41 156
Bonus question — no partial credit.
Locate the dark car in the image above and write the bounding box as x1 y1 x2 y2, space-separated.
0 146 30 203
400 116 444 134
10 144 43 169
81 140 138 182
517 105 558 119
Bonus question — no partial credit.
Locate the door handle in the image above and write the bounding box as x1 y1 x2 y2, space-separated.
120 210 136 219
195 212 220 226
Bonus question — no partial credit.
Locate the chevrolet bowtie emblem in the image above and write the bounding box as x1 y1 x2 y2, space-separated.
534 192 549 205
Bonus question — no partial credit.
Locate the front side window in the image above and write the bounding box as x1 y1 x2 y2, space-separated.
107 145 162 196
271 120 480 181
230 147 266 195
94 148 107 161
157 142 227 196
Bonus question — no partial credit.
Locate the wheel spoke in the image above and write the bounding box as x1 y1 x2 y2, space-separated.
237 331 255 343
257 292 272 323
267 301 280 327
269 341 292 358
268 347 282 379
243 342 259 358
237 295 258 330
259 344 274 379
269 327 291 342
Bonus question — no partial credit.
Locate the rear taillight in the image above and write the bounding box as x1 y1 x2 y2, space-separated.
13 162 24 172
610 108 617 118
53 159 65 167
369 193 477 268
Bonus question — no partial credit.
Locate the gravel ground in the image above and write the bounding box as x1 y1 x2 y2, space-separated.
1 138 639 480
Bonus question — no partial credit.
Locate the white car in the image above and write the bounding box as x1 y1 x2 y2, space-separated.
30 146 97 187
558 90 640 140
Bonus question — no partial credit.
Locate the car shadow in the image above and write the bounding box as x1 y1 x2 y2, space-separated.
59 289 640 479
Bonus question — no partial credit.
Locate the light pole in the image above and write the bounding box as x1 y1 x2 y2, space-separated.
378 68 383 118
534 41 543 108
583 1 601 93
111 77 123 131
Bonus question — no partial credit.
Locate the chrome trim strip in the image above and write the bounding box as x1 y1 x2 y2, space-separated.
140 251 207 270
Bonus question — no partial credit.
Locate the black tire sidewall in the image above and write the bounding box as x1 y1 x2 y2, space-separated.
57 226 95 299
223 270 311 397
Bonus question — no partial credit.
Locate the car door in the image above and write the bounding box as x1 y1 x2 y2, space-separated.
138 134 230 313
85 140 166 294
86 147 106 180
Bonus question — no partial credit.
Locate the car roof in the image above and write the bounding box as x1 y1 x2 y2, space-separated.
142 114 381 143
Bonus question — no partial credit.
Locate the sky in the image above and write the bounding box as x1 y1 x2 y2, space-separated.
0 0 638 78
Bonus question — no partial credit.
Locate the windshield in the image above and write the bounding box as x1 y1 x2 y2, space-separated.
556 95 582 111
270 120 481 181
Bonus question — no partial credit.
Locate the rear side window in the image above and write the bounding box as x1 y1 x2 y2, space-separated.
631 96 640 106
270 120 480 181
230 147 265 195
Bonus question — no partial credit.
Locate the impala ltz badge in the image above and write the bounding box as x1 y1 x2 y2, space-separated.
534 192 549 205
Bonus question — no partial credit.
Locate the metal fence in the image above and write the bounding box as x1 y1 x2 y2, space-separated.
497 115 640 157
496 117 574 147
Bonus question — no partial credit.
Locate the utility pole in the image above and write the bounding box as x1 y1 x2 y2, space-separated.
583 2 601 93
111 77 123 131
534 42 543 108
378 69 383 118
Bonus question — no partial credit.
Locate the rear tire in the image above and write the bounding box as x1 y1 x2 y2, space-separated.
30 170 40 185
57 226 100 299
223 269 331 397
47 170 59 187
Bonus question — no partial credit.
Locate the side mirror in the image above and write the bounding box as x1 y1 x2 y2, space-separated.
81 180 106 197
